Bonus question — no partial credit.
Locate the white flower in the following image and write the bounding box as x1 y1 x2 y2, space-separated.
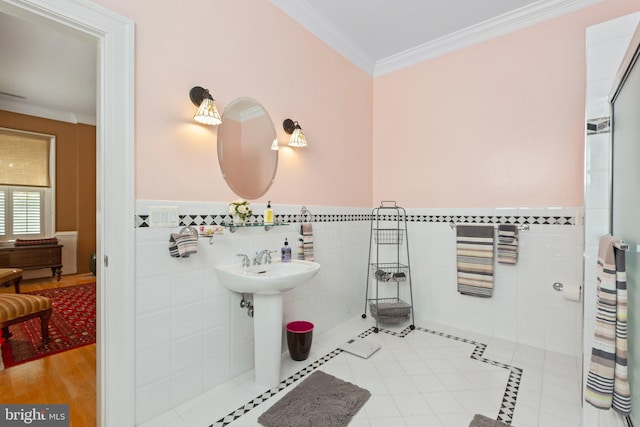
228 199 252 220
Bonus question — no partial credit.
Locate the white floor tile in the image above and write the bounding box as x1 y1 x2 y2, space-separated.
363 395 402 418
436 372 476 391
421 391 466 414
404 414 444 426
140 315 583 427
391 393 433 416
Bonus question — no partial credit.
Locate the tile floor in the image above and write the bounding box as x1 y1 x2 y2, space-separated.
139 316 583 427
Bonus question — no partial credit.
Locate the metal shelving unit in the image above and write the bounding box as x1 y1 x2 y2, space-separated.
362 201 415 333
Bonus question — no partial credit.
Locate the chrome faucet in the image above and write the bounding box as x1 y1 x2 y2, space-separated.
237 253 250 268
253 249 273 265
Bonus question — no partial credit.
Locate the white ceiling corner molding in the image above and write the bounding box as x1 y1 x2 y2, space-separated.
374 0 604 76
0 98 86 124
270 0 376 75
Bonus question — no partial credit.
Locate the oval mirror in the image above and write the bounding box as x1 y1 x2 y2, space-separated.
217 97 278 199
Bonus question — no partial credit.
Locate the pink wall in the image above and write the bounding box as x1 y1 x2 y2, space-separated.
373 0 640 208
93 0 639 209
92 0 373 207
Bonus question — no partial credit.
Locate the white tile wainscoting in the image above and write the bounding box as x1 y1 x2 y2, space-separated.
134 201 583 424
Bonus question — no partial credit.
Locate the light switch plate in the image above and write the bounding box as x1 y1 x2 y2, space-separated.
148 206 179 228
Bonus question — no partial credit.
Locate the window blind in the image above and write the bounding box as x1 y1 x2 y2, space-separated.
12 190 42 235
0 129 51 187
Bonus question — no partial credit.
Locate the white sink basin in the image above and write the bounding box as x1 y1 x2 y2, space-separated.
214 259 321 387
215 259 320 295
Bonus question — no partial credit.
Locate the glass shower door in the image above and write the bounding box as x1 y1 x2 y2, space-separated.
610 31 640 424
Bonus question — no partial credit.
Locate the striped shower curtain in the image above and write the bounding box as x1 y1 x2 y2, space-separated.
585 235 631 415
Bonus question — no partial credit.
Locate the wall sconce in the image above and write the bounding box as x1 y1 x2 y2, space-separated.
283 119 307 148
189 86 221 125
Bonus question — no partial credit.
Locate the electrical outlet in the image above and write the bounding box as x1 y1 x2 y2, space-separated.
148 206 179 227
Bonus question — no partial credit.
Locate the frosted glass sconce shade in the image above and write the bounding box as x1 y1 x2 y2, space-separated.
283 118 307 148
190 86 221 125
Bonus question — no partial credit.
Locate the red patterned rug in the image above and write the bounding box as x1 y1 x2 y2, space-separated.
1 283 96 368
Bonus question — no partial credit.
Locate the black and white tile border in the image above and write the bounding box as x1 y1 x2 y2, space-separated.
415 327 523 425
208 326 522 427
135 212 575 228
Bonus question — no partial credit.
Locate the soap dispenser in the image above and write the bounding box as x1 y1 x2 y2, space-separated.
281 238 291 262
264 201 273 225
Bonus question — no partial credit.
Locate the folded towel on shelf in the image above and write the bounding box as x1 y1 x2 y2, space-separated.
168 232 198 258
585 235 631 415
297 223 315 261
456 225 495 297
497 224 519 264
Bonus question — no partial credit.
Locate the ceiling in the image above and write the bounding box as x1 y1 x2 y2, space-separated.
270 0 600 75
0 0 599 124
0 11 96 125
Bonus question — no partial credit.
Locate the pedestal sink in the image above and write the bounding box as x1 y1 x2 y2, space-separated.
215 259 321 387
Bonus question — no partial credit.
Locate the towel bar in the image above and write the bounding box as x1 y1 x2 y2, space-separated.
448 222 530 231
297 206 313 223
614 241 640 252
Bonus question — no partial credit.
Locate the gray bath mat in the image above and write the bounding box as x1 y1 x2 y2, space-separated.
258 370 370 427
469 414 511 427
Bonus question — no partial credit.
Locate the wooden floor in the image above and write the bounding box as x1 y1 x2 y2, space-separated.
0 273 97 427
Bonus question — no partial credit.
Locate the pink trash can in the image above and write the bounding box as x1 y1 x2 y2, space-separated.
286 321 314 361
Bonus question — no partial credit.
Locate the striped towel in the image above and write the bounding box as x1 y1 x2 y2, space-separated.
456 225 495 297
497 224 518 264
168 233 198 258
297 223 314 261
585 235 631 415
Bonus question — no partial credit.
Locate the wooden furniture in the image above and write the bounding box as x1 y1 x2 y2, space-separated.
0 293 52 343
0 245 63 282
0 268 22 293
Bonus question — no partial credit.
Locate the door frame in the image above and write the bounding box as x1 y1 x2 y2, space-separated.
0 0 136 425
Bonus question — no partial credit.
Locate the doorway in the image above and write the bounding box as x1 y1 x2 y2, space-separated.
0 0 135 425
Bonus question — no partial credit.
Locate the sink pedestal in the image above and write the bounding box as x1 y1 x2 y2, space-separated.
253 293 284 388
214 260 321 388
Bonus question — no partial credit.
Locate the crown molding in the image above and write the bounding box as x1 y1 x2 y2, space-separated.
271 0 603 77
375 0 603 76
0 98 99 125
224 104 267 122
270 0 376 74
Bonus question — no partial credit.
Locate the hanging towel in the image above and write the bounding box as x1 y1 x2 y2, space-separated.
456 225 495 297
497 224 519 264
297 223 315 261
168 232 198 258
585 235 631 415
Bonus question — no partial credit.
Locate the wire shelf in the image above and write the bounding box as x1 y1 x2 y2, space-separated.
370 263 409 282
373 228 404 244
368 298 411 324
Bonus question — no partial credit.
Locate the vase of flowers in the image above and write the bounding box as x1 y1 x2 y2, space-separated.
228 199 253 225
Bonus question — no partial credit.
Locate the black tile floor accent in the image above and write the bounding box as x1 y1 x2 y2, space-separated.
208 325 522 427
